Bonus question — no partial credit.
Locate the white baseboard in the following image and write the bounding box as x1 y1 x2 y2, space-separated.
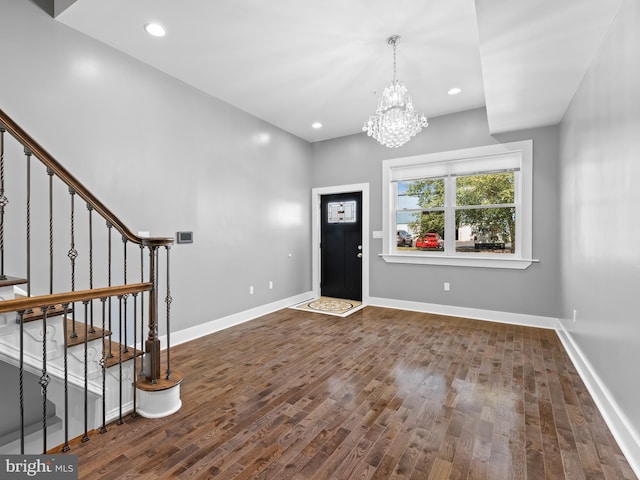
556 323 640 477
161 291 313 349
368 296 559 330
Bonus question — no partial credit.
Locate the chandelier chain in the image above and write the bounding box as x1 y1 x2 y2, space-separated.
392 39 397 84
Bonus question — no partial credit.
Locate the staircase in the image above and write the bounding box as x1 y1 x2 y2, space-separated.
0 108 182 454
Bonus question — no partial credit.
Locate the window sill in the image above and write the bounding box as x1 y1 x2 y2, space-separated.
379 253 535 270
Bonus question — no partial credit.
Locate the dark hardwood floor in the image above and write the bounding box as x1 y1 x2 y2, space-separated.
70 307 636 479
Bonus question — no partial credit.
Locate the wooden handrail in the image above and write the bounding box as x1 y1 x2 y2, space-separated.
0 108 173 247
0 283 153 314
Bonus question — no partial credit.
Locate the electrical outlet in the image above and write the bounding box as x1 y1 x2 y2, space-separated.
249 286 254 295
269 281 273 290
572 309 577 323
444 282 450 291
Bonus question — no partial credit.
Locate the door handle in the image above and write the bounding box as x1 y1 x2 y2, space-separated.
357 252 363 258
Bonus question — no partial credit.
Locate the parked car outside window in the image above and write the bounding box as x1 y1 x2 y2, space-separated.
396 230 413 247
415 232 443 249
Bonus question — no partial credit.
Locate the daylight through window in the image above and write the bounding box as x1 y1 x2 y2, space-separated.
382 141 533 269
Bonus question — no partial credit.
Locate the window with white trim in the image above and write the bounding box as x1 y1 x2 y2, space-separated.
381 140 533 269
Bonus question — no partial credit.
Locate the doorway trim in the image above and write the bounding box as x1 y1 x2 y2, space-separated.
312 183 370 305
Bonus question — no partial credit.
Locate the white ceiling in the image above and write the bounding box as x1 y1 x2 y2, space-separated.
55 0 623 143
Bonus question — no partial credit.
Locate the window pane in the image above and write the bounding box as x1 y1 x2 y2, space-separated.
455 207 515 254
399 178 445 209
396 210 421 225
456 172 514 206
396 211 419 249
414 211 445 251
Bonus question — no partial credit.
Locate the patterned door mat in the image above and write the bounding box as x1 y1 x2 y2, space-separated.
289 297 364 317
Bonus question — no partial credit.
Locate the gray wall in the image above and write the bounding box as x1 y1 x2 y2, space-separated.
312 107 561 318
559 0 640 433
0 0 312 329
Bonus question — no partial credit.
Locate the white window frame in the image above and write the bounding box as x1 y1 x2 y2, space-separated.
381 140 533 269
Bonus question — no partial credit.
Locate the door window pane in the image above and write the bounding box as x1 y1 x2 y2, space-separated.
327 201 356 223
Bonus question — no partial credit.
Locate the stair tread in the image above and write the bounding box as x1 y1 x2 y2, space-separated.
0 276 28 288
64 319 141 368
65 317 111 347
21 303 68 323
104 342 143 368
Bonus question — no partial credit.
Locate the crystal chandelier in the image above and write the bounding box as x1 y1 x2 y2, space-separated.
363 35 428 148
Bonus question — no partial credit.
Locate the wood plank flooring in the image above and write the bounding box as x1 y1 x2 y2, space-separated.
67 307 636 479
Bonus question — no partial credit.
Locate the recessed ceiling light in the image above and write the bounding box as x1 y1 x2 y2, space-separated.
448 87 462 95
144 23 166 37
312 122 323 129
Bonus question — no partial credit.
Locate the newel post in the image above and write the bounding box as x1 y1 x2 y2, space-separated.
142 237 173 384
145 242 161 383
137 236 182 418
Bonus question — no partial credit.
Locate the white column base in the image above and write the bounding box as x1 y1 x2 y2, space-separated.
136 383 182 418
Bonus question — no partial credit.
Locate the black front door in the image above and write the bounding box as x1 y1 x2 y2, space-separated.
320 192 363 301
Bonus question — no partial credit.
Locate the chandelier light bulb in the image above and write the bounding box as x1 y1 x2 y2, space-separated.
363 35 428 148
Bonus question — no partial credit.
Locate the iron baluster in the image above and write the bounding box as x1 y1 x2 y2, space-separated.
88 204 95 333
17 310 25 454
117 295 124 425
139 245 146 378
40 306 51 453
61 303 70 452
131 292 138 417
165 246 172 380
25 148 31 297
48 167 54 294
68 187 78 338
100 297 108 434
106 222 113 358
0 125 7 281
122 237 129 352
82 300 89 443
